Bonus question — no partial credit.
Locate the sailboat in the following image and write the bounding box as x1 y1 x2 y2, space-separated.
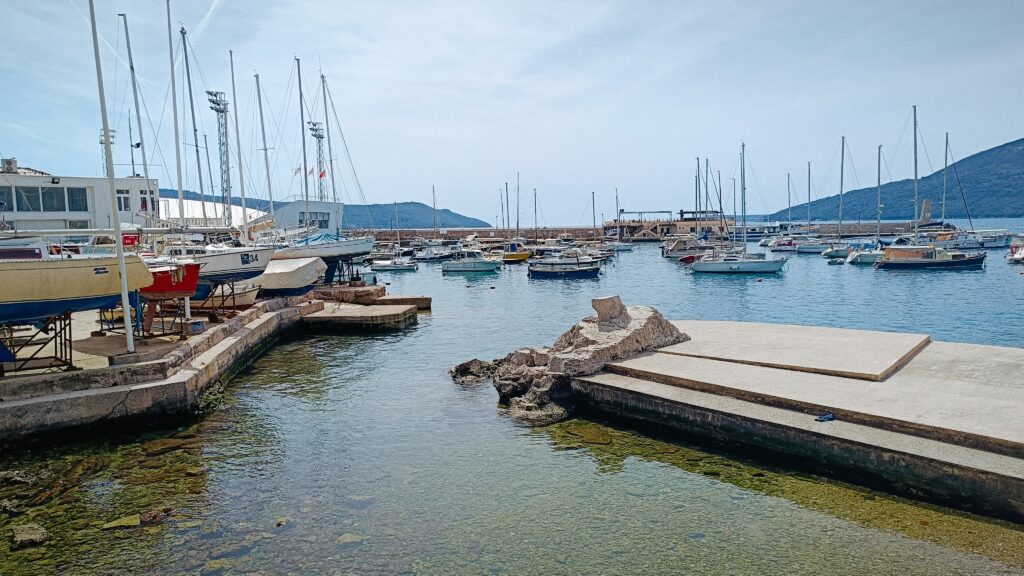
821 136 851 259
370 203 418 271
847 145 887 264
273 61 374 264
690 144 786 274
875 107 986 271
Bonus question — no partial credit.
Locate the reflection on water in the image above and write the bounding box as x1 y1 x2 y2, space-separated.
2 218 1024 574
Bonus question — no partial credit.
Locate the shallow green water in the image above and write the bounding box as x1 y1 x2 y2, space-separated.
3 232 1024 574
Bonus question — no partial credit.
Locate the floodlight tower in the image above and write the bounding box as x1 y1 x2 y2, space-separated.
308 121 326 202
206 90 232 226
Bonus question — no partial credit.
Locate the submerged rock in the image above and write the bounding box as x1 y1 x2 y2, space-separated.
0 470 34 486
142 438 191 457
10 523 48 549
335 532 365 546
101 514 141 530
481 296 687 426
0 499 19 516
449 358 500 384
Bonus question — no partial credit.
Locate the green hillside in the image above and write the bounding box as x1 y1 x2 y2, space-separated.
769 138 1024 221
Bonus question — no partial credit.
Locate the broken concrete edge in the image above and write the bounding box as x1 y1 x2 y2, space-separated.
452 296 688 426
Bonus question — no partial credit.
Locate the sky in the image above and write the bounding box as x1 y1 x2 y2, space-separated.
2 0 1023 226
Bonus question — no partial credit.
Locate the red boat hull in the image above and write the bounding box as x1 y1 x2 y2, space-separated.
140 263 201 300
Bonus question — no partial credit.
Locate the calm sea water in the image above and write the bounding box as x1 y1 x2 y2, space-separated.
2 217 1022 575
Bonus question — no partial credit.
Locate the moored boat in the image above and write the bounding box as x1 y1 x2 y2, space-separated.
528 248 601 278
369 257 418 272
271 232 375 263
873 246 986 270
442 249 502 273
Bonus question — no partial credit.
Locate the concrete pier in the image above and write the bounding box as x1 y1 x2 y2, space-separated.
570 320 1024 522
0 288 428 443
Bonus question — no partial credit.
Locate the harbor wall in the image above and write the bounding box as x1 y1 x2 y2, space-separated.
571 378 1024 523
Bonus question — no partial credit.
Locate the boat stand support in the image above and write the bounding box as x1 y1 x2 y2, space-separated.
0 313 77 377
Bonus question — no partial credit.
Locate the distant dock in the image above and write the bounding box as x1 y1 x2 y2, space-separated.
0 286 428 443
571 320 1024 522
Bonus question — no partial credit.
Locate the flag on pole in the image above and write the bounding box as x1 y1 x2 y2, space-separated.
319 169 327 179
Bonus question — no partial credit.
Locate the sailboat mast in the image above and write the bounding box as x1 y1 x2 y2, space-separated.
787 173 792 229
322 75 341 234
394 202 400 245
838 136 845 240
432 185 439 235
876 144 882 241
806 161 811 228
165 0 185 228
591 191 597 238
504 183 510 237
913 105 919 241
942 131 948 222
229 51 248 239
181 27 207 231
255 73 274 219
515 172 520 237
533 188 538 242
498 189 504 234
296 58 311 229
120 13 152 225
731 178 737 242
615 187 620 241
694 157 700 232
202 134 214 225
89 0 134 353
740 143 747 251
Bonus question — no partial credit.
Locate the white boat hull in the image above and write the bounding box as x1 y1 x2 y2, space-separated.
442 260 502 273
272 236 375 262
690 258 786 273
253 257 327 296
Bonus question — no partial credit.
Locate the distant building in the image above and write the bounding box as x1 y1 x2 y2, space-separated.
157 197 265 229
0 158 158 231
251 198 343 231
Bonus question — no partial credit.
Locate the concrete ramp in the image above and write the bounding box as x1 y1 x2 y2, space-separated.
664 320 930 381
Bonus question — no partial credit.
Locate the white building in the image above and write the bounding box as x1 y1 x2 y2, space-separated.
157 197 266 229
251 198 344 231
0 159 158 231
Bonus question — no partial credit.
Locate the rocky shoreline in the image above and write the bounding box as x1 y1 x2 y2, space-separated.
451 296 688 425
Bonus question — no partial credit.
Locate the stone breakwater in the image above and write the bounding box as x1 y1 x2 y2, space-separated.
452 296 687 425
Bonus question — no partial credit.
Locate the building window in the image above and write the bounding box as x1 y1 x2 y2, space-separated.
299 211 330 229
0 186 11 212
16 186 41 212
139 189 149 212
41 187 66 212
116 189 131 212
67 188 88 211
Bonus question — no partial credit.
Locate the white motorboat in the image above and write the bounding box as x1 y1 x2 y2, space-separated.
661 235 712 258
253 257 327 297
528 248 601 278
370 257 419 272
442 249 502 273
970 229 1012 248
272 232 375 263
846 247 885 265
414 246 453 261
163 244 275 300
821 243 850 259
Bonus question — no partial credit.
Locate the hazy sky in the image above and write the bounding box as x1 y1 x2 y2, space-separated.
2 0 1022 225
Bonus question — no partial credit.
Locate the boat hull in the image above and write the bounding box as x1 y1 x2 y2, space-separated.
192 247 276 288
443 261 502 273
690 259 787 273
0 255 153 325
874 253 987 270
528 266 600 278
254 257 327 297
141 263 201 301
272 236 375 263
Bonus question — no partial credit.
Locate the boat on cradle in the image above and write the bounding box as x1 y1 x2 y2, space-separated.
414 245 454 262
271 232 375 263
191 283 261 310
369 257 418 272
873 246 987 270
0 248 154 325
690 143 787 275
442 249 502 273
528 248 601 278
164 244 275 300
252 257 327 298
140 261 202 301
501 241 532 263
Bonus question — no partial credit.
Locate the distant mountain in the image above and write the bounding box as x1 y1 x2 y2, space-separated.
768 138 1024 221
158 189 490 229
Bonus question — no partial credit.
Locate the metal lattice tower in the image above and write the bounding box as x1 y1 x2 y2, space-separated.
206 91 232 226
98 129 115 176
308 121 326 202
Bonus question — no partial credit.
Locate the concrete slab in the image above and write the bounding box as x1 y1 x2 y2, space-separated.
664 320 930 381
302 302 417 329
373 294 432 310
608 343 1024 456
573 372 1024 521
